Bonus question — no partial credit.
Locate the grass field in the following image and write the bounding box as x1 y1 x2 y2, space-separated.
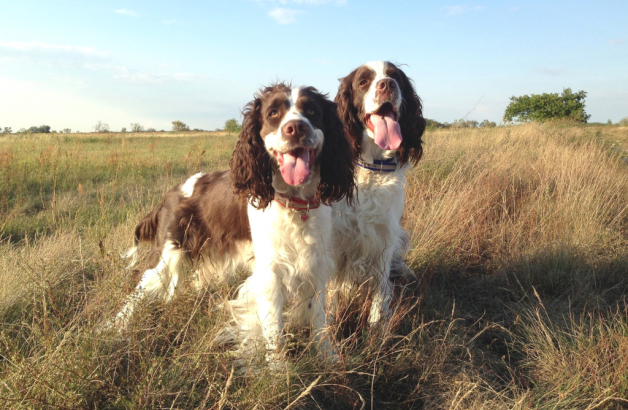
1 124 628 409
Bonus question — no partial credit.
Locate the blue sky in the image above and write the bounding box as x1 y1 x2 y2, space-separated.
1 0 627 132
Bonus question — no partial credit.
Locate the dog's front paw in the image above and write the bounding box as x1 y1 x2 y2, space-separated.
265 350 289 373
317 339 341 364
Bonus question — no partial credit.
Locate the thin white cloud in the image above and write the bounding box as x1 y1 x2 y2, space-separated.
290 0 344 4
609 38 626 46
0 42 110 70
115 72 205 84
163 20 176 25
0 41 204 85
311 59 333 64
252 0 345 4
111 66 205 84
446 5 465 15
536 67 564 76
268 8 304 24
0 41 109 59
114 9 139 16
445 5 485 15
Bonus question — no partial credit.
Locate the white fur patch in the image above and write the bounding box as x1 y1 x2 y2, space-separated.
365 61 387 76
264 87 323 164
363 61 402 115
120 245 138 269
181 172 204 198
290 87 301 110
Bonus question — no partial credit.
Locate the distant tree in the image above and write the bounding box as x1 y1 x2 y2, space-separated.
62 128 71 133
224 118 242 134
18 128 27 133
93 120 110 133
171 120 190 132
607 120 612 126
130 123 144 133
146 128 156 132
451 118 478 128
120 127 127 133
2 127 12 134
480 119 497 128
28 125 51 133
425 118 446 129
504 88 590 123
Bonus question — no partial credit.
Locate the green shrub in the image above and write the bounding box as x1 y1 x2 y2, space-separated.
504 88 591 123
224 118 241 134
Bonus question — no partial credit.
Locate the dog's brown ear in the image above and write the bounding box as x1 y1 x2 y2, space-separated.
230 97 274 209
395 68 425 166
335 69 363 158
316 95 357 206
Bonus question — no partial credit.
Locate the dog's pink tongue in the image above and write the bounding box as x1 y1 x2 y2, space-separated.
371 112 402 150
280 148 311 186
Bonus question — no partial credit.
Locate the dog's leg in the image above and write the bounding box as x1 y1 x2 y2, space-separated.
113 241 183 332
243 269 285 363
326 251 347 321
368 247 395 325
292 268 339 363
389 231 414 280
369 278 392 325
309 285 339 363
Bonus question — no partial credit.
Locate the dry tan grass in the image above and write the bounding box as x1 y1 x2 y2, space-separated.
1 124 627 409
407 125 628 295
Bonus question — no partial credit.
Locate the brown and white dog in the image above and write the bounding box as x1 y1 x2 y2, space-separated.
113 83 355 363
331 61 425 325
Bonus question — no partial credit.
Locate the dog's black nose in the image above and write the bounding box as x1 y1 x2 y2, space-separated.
282 120 308 139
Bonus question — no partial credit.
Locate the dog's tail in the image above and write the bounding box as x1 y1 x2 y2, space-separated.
120 207 161 269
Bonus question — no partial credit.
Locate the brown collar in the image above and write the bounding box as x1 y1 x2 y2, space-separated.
273 193 320 221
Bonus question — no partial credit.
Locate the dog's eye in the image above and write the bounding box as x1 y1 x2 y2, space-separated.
269 109 279 118
307 109 315 115
359 79 368 86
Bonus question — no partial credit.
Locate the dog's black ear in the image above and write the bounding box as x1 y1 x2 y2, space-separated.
230 96 274 209
395 67 425 166
317 95 357 206
335 69 363 158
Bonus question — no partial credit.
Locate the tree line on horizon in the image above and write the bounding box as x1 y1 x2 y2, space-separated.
0 119 243 135
2 88 628 135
